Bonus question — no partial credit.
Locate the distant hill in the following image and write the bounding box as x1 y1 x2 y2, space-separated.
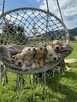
36 27 77 38
69 27 77 36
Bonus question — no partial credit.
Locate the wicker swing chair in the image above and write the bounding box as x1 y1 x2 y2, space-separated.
0 0 69 101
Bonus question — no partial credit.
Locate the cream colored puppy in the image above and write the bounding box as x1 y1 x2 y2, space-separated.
21 47 36 70
12 47 36 70
45 46 59 63
22 47 36 56
12 53 24 66
51 40 63 53
32 46 47 69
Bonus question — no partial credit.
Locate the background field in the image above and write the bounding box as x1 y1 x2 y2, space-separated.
66 41 77 59
0 41 77 102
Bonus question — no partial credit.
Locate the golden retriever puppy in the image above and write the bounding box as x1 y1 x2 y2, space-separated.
51 40 63 53
54 63 61 75
45 46 59 63
12 53 24 67
21 47 36 70
22 47 36 56
12 47 36 70
51 40 66 74
32 46 47 68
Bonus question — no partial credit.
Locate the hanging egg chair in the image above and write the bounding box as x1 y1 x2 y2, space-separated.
0 0 70 101
0 7 69 72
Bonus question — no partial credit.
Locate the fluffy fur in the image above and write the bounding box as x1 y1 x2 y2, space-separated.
21 47 36 70
51 40 63 53
32 46 47 68
45 46 59 63
12 53 24 66
0 42 60 71
51 40 65 74
12 47 36 70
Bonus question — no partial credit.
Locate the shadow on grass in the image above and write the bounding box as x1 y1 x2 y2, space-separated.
63 70 77 80
46 70 77 102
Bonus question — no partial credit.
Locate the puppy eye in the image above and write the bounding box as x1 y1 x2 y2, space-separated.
16 58 18 60
28 48 30 51
50 54 52 56
12 57 15 59
40 47 42 50
33 48 36 52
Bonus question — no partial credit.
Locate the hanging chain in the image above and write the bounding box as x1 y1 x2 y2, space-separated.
46 0 49 12
2 0 5 15
56 0 64 23
45 0 49 44
56 0 69 44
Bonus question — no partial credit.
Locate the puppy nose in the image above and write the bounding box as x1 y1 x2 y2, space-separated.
54 57 57 61
18 62 22 65
28 48 30 51
40 47 42 50
56 47 59 49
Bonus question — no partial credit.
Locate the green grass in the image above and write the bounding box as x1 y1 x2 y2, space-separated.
66 41 77 67
0 41 77 102
66 41 77 59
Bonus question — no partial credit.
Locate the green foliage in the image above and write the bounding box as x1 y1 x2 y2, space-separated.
69 34 75 41
16 25 26 43
69 27 77 36
66 41 77 59
3 23 26 44
31 23 39 38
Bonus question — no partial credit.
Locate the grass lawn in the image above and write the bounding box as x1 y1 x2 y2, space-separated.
0 41 77 102
66 41 77 59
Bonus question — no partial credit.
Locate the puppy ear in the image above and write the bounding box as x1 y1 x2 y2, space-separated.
43 47 48 59
22 56 25 61
40 47 42 50
12 55 15 59
51 44 53 47
23 53 26 56
60 42 63 46
22 51 27 56
28 48 30 51
57 40 63 46
33 48 37 58
33 48 37 53
11 55 15 62
44 47 48 54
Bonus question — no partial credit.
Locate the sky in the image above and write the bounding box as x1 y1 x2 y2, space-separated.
0 0 77 29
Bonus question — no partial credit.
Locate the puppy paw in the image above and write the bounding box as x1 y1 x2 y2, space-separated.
32 63 40 68
22 64 26 70
45 59 49 63
40 61 44 68
31 63 36 68
35 63 40 68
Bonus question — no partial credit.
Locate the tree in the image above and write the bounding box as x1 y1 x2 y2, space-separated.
69 34 75 41
31 23 38 38
3 23 26 44
3 22 16 44
3 22 16 37
16 25 26 43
